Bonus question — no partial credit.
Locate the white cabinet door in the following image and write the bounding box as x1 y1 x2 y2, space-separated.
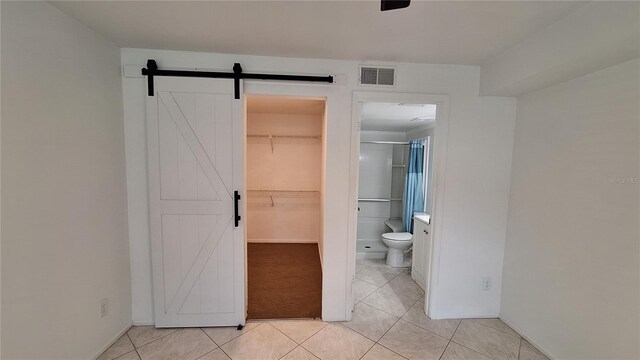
411 221 425 290
411 220 431 293
147 77 244 327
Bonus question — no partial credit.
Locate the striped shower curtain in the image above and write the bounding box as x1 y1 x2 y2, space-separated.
402 140 425 232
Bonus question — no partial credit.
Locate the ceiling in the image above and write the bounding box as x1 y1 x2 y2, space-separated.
51 1 584 65
247 96 325 115
361 102 436 132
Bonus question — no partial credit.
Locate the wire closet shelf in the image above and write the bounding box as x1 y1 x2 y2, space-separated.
247 190 320 208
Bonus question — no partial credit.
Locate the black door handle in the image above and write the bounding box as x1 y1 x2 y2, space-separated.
234 191 241 227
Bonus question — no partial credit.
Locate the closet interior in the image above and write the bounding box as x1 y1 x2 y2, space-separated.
245 95 326 319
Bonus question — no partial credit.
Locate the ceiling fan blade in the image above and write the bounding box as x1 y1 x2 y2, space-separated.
381 0 411 11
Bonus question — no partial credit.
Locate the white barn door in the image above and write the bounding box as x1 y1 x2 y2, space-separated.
147 77 244 327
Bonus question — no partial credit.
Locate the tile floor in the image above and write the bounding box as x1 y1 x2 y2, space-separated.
98 258 550 360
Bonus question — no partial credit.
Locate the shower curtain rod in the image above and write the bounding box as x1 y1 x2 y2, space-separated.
360 140 411 145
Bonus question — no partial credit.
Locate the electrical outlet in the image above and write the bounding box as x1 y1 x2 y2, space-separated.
483 277 491 290
99 298 109 318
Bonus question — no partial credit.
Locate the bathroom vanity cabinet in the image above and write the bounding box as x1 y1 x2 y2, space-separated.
411 214 432 295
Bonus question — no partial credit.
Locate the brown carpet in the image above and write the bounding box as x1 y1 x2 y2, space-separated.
247 243 322 319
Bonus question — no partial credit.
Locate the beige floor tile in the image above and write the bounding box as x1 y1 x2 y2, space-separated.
473 319 520 338
452 320 520 360
127 326 177 348
519 340 550 360
368 263 408 275
281 346 319 360
401 301 460 339
357 258 386 267
356 263 368 273
114 351 141 360
361 344 406 360
301 323 374 360
379 320 449 360
270 319 328 344
382 273 424 301
441 342 492 360
362 287 417 317
356 267 399 286
137 328 216 360
221 323 296 360
97 335 135 360
197 348 231 360
341 302 399 341
202 322 262 346
354 279 380 302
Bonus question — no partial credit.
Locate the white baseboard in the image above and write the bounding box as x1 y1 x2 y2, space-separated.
428 312 500 320
92 323 133 360
499 315 556 360
132 321 155 326
247 239 318 243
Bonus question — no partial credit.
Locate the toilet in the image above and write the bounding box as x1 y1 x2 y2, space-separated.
382 220 413 267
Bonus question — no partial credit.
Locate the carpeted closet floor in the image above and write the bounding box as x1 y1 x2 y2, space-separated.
247 243 322 319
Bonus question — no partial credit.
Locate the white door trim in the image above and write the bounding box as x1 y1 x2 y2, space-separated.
242 79 347 321
347 91 450 319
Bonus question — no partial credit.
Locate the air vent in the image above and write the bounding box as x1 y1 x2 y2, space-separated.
359 66 396 86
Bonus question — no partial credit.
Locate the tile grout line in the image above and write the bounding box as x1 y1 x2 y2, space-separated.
270 321 317 355
129 327 179 350
518 337 523 360
359 289 420 321
326 322 375 360
470 319 522 340
437 318 464 360
357 269 424 302
269 320 327 359
451 320 518 360
194 348 218 360
369 316 410 360
199 327 234 359
126 332 143 360
438 340 452 360
399 301 458 341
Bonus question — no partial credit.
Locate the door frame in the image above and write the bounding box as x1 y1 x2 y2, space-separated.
241 79 345 320
347 91 450 319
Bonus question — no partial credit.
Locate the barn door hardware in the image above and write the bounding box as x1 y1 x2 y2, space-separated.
141 59 334 99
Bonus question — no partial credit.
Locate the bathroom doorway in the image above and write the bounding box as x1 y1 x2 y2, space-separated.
244 95 326 319
347 92 450 326
355 101 435 259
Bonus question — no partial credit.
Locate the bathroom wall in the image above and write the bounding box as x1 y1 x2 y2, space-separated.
246 110 324 243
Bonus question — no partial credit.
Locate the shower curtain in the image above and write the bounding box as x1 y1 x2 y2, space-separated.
402 140 426 232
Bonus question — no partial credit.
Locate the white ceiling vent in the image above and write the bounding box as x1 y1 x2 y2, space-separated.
359 66 396 86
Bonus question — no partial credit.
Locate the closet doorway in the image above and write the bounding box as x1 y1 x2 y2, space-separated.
245 95 326 319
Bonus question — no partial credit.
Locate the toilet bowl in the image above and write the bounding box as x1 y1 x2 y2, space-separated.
382 232 413 267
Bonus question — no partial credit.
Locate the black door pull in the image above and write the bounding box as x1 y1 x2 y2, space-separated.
234 191 241 227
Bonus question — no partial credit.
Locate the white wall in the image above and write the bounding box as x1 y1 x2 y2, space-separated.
480 2 640 97
501 59 640 359
1 2 131 359
121 48 516 322
246 112 323 243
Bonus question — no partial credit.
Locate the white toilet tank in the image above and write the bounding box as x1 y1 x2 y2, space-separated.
384 219 405 233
